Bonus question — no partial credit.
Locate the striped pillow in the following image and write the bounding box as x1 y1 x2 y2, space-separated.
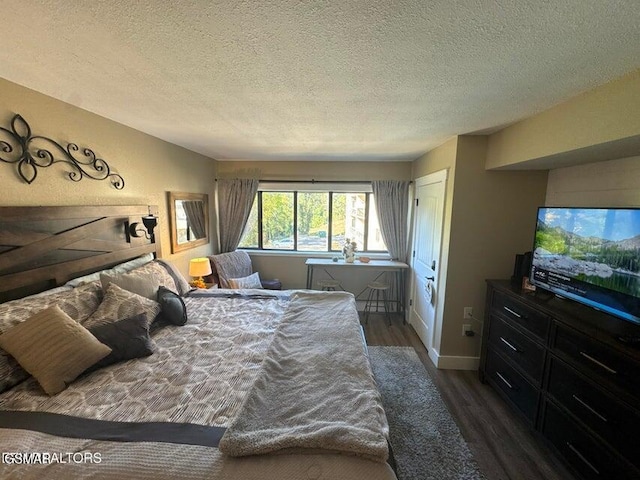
0 305 111 395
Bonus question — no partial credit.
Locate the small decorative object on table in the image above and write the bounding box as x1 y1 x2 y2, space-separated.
189 257 212 289
342 238 357 263
358 256 370 263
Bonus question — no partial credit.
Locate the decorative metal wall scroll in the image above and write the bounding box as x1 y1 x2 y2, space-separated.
0 114 124 189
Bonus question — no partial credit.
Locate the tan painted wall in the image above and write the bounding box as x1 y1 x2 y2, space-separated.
217 160 412 290
486 69 640 169
545 155 640 206
443 136 547 358
411 138 457 355
411 136 547 365
0 78 218 276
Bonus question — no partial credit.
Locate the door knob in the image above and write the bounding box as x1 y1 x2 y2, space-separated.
425 276 435 281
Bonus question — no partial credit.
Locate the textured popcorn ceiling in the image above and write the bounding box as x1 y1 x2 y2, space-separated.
1 1 639 162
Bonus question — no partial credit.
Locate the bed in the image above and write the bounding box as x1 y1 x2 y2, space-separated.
0 205 397 480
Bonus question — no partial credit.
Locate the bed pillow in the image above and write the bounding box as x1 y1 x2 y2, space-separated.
157 287 188 326
100 271 161 300
155 259 192 296
65 253 154 287
0 282 103 394
86 313 155 372
0 353 30 394
0 305 111 395
83 283 161 330
228 272 262 289
128 261 183 295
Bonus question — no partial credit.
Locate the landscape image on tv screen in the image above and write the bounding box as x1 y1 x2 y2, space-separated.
531 207 640 324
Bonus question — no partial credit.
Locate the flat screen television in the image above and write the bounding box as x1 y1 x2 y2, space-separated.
530 207 640 325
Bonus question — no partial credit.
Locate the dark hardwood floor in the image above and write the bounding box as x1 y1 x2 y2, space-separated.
362 315 575 480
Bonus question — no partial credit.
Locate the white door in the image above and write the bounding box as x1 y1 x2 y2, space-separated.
410 170 447 354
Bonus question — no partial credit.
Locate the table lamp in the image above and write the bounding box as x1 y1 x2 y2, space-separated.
189 257 212 288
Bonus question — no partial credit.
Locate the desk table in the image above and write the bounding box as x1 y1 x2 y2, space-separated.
305 258 410 320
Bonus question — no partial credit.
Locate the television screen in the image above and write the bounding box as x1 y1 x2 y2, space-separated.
530 207 640 325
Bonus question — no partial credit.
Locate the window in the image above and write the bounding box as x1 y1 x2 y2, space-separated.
239 184 387 253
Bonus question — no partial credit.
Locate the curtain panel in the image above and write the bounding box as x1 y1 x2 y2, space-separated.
182 200 206 240
217 178 259 253
372 180 411 262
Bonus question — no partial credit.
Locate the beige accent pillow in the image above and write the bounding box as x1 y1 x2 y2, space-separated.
228 272 262 289
83 283 161 330
0 305 111 395
100 271 161 300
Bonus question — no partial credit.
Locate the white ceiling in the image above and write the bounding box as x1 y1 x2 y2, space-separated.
2 1 639 162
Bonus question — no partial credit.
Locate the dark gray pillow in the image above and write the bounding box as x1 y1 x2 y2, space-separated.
157 286 188 326
87 313 155 371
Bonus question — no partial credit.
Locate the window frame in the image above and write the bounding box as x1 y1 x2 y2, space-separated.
239 183 388 254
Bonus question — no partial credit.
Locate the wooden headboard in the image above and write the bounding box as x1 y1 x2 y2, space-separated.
0 205 160 302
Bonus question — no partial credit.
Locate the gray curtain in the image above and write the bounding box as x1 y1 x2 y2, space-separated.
182 200 206 239
372 180 410 262
218 178 259 253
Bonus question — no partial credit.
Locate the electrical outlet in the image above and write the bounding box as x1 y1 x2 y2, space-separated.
462 324 473 336
463 307 473 319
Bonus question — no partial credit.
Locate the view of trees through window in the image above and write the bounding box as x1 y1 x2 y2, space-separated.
239 190 387 252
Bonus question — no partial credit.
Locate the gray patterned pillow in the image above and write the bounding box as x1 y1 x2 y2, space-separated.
0 282 103 393
155 259 192 296
128 260 183 294
83 283 161 330
100 271 161 300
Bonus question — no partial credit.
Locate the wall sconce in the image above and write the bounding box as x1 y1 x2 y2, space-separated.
126 213 158 243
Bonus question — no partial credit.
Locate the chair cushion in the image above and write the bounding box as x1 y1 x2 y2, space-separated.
228 272 262 289
261 279 282 290
209 251 253 288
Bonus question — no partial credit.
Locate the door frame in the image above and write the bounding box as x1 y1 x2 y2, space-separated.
409 169 448 363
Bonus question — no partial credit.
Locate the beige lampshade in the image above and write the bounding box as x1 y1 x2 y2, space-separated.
189 257 212 278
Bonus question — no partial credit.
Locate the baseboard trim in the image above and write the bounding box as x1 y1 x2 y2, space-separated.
428 348 479 370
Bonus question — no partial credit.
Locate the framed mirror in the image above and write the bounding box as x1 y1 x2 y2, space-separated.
168 191 210 253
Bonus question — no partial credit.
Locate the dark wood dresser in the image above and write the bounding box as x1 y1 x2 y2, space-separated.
480 280 640 480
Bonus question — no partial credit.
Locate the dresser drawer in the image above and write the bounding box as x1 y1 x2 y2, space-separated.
542 401 636 480
488 315 545 384
486 350 539 425
553 324 640 401
491 291 550 340
547 356 640 469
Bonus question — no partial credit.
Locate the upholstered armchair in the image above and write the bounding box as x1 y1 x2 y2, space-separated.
205 251 282 290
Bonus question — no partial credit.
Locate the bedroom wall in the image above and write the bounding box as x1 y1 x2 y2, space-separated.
216 160 412 289
0 77 218 277
412 136 548 369
545 155 640 206
486 68 640 170
411 138 457 364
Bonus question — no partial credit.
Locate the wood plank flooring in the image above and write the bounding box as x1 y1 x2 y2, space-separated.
363 315 575 480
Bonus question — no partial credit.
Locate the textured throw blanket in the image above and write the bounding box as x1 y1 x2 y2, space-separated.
219 291 389 462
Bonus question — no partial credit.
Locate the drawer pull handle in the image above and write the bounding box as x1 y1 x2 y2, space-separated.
495 371 513 389
579 352 617 374
566 442 600 475
503 306 522 318
572 395 608 423
500 337 520 352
